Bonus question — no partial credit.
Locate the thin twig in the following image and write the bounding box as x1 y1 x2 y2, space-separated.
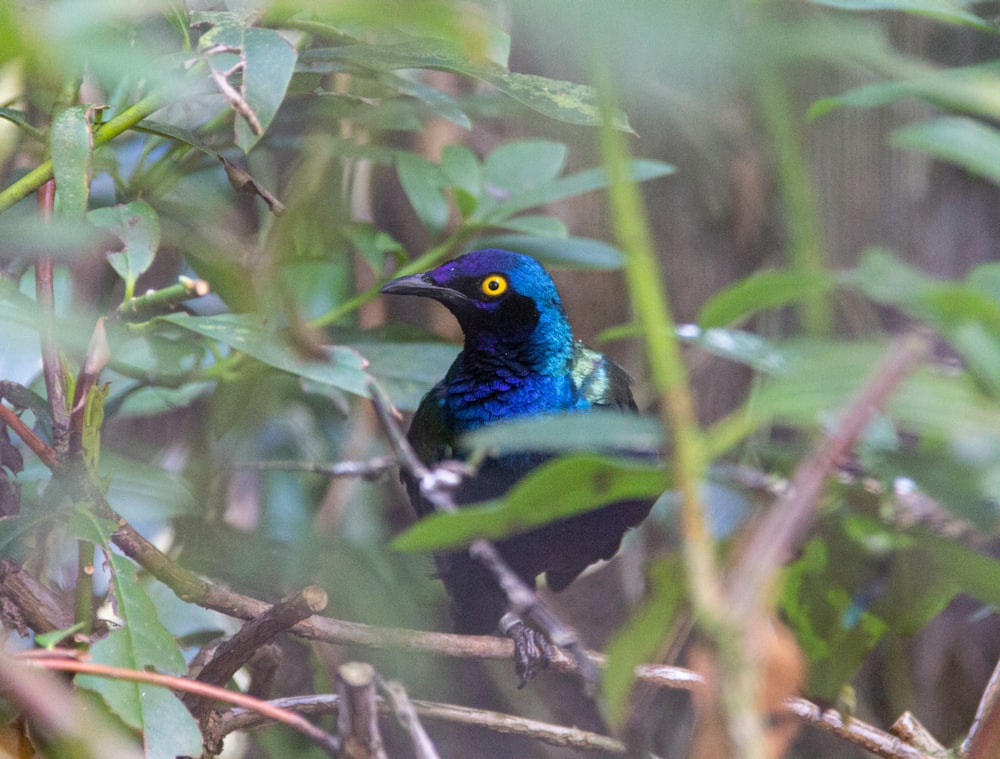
23 654 341 757
785 698 935 759
0 403 57 469
218 692 628 754
377 677 440 759
366 379 598 691
232 456 396 479
337 662 387 759
115 276 211 321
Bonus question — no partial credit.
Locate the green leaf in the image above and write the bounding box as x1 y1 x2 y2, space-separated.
158 313 371 397
50 105 92 220
603 557 684 727
492 214 568 237
393 454 666 551
72 508 202 759
345 222 406 276
303 40 633 130
805 0 995 31
103 453 198 522
469 234 625 269
376 69 471 129
477 159 674 222
440 144 482 217
199 23 298 152
676 325 786 374
349 340 460 411
135 119 219 156
892 116 1000 187
462 411 664 457
88 201 160 299
697 269 836 329
396 152 449 232
810 62 1000 122
481 140 567 196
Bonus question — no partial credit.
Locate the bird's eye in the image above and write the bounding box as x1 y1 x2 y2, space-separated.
480 274 509 298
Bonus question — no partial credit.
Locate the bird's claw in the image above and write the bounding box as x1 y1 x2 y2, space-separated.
499 613 553 688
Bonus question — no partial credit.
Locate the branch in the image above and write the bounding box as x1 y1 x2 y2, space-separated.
114 276 211 321
0 558 73 635
217 692 628 754
232 456 396 479
186 586 328 721
366 379 598 690
785 699 936 759
0 402 57 469
338 662 387 759
964 653 1000 759
377 677 440 759
23 653 341 757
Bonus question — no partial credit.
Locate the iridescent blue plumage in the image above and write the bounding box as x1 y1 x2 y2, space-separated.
381 249 651 670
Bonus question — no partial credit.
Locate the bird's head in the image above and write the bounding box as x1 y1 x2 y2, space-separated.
380 249 572 355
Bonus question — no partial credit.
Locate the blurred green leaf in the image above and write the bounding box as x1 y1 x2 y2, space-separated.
50 106 92 220
393 454 666 551
200 23 298 152
349 340 460 411
159 313 371 397
463 411 664 457
492 214 568 237
346 222 406 276
440 144 482 217
603 557 684 728
806 0 994 31
377 69 471 128
481 139 567 196
72 507 202 759
88 201 161 299
470 234 626 269
697 269 836 329
303 39 633 130
892 116 1000 187
135 119 219 156
677 325 786 374
477 159 674 221
396 152 449 232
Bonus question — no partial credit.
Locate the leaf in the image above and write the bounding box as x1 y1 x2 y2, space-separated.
892 116 1000 187
676 325 787 374
50 105 92 220
348 340 460 411
345 223 406 276
462 411 664 457
440 144 482 217
492 214 567 237
200 23 298 152
603 557 684 727
134 119 218 156
805 0 995 31
697 269 836 328
376 69 471 129
88 201 161 298
396 152 449 232
476 159 674 222
481 140 567 197
469 234 625 269
72 508 202 759
158 313 371 397
810 62 1000 122
393 454 666 552
302 40 633 131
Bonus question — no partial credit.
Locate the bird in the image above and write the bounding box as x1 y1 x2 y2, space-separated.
380 248 652 684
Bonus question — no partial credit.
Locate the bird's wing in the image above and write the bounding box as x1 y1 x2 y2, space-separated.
571 343 638 412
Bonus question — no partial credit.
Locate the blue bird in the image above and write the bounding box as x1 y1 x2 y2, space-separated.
380 249 651 683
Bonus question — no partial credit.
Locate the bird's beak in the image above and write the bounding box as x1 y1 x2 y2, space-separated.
379 273 469 306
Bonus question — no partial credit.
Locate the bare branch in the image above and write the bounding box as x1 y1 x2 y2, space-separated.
233 456 396 479
785 698 936 759
964 653 1000 759
338 662 387 759
377 677 440 759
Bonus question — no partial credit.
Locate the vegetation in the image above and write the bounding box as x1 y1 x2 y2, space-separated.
2 1 1000 757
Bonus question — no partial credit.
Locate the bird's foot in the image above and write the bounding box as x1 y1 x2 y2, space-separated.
499 613 553 688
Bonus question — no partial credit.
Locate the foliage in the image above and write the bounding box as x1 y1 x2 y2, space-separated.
1 0 1000 757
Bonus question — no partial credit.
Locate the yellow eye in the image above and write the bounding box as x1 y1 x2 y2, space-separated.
480 274 508 297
